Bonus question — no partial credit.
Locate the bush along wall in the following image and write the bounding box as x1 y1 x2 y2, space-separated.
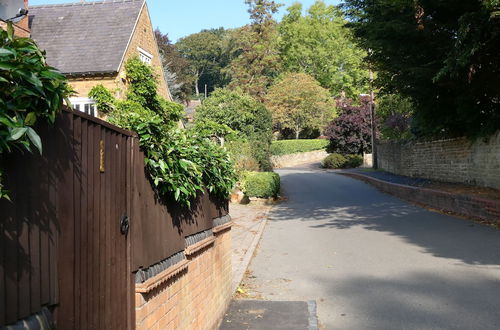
271 139 329 156
240 171 280 198
322 153 363 169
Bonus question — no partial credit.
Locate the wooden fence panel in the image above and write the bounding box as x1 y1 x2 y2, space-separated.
1 107 229 327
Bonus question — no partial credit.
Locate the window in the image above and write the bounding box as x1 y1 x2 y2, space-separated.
137 47 153 65
70 97 97 117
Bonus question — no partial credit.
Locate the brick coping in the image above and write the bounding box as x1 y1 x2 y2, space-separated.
213 221 233 234
341 172 500 224
184 236 216 256
135 259 189 294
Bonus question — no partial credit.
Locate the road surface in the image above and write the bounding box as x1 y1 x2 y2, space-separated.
243 163 500 329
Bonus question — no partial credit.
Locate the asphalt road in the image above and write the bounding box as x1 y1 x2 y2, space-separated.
243 163 500 329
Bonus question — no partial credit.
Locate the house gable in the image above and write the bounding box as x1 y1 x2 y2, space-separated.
119 2 171 100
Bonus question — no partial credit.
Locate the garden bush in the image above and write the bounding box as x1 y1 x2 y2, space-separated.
321 153 347 169
270 139 328 156
321 153 363 169
344 154 363 168
241 171 280 198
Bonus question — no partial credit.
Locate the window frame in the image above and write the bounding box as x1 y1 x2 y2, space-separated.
137 47 153 65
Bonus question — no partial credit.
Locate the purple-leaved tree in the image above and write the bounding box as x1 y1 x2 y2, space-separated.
325 96 374 155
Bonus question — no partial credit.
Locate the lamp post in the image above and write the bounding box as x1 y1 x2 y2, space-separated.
369 67 378 169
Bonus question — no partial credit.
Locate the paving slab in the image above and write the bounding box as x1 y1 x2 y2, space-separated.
219 300 314 330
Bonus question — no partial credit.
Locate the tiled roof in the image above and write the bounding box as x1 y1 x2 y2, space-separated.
29 0 144 75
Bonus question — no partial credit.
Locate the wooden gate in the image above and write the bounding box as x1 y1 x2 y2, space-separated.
0 109 134 329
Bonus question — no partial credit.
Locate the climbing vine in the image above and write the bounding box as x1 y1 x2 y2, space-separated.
90 58 236 207
0 23 72 198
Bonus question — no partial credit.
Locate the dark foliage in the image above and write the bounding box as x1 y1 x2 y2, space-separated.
325 96 373 154
343 0 500 138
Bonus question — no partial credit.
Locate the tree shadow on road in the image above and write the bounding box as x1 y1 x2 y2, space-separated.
270 170 500 266
315 271 500 329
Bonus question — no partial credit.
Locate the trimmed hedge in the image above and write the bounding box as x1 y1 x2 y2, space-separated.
241 171 280 198
271 139 328 156
322 153 363 169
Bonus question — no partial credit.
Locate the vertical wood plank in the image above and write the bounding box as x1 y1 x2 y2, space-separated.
104 131 112 329
91 122 101 330
126 136 134 330
39 123 51 306
56 110 75 329
17 150 30 319
1 153 17 325
110 132 118 330
98 127 106 330
73 116 82 329
80 119 89 329
48 121 58 307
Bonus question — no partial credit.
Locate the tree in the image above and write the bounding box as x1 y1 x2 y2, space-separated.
279 1 369 98
325 96 373 154
227 0 282 100
265 73 336 139
176 28 230 96
155 29 192 103
377 94 414 140
343 0 500 138
195 88 273 170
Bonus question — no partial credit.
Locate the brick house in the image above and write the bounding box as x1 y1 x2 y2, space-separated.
0 0 30 37
28 0 171 117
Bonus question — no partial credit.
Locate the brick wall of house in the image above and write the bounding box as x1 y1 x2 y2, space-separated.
377 131 500 190
69 2 171 101
135 229 232 330
119 2 170 100
0 0 30 37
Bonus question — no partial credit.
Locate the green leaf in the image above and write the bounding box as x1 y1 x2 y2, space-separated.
9 127 28 140
0 62 16 70
24 112 37 126
26 127 42 154
7 23 14 41
0 48 15 56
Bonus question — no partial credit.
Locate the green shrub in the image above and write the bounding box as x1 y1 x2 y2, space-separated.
321 153 347 169
225 140 260 173
271 139 328 156
344 154 363 168
241 171 280 198
322 153 363 169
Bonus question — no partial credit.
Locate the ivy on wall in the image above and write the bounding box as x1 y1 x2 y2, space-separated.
0 23 72 199
90 58 236 207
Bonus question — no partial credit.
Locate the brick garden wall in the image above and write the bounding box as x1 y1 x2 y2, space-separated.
135 229 232 330
377 131 500 190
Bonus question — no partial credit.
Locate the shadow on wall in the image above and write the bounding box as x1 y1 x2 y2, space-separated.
270 169 500 267
315 271 500 329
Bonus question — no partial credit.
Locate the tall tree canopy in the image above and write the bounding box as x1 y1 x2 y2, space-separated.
343 0 500 138
155 29 192 103
228 0 282 100
265 73 336 139
279 1 369 98
176 28 231 96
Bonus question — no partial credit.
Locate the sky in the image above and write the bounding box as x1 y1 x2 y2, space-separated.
29 0 341 42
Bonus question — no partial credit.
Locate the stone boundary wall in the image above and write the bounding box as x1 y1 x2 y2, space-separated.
377 131 500 190
341 172 500 223
135 227 232 330
271 150 328 168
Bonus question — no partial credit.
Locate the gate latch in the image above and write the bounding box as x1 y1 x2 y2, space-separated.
120 215 129 235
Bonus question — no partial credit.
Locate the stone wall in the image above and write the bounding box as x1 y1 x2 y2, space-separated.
135 227 232 330
271 150 328 168
377 131 500 190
